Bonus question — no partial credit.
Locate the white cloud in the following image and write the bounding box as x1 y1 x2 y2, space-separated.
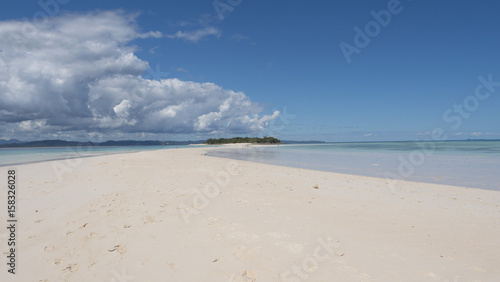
0 11 278 139
137 31 163 39
113 100 132 118
471 132 482 136
167 27 221 42
231 33 256 45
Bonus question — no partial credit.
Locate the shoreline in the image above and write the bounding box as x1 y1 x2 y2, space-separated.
0 147 499 281
2 143 499 191
206 144 500 191
0 145 197 167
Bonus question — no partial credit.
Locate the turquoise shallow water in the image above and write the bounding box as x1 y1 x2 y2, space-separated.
0 145 199 166
207 141 500 191
2 141 499 191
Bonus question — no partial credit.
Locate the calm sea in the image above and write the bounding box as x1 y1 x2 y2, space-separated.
0 145 199 167
206 141 500 191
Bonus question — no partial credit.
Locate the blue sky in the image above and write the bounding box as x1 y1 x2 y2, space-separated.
0 0 499 142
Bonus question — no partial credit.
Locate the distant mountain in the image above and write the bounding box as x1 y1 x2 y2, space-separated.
0 140 92 148
99 140 168 146
99 140 204 146
205 137 280 144
0 139 205 148
0 139 22 145
167 140 205 145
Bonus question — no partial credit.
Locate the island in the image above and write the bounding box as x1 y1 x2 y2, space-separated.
204 136 280 144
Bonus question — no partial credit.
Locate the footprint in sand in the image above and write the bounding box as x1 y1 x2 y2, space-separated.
61 263 79 273
108 244 127 254
143 215 160 224
208 216 221 226
230 270 257 282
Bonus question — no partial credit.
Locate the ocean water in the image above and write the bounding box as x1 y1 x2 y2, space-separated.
0 145 199 167
206 141 500 191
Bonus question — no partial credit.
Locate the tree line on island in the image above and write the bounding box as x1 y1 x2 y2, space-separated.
205 136 281 145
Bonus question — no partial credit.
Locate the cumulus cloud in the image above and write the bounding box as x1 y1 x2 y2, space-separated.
167 27 221 42
0 11 278 139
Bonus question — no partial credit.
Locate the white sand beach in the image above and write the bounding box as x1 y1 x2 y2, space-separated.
1 146 499 281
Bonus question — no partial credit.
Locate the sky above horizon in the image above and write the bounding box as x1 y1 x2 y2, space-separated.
1 0 499 142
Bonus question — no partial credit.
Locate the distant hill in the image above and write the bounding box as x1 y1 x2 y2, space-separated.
0 139 22 145
205 137 280 144
0 140 93 147
99 140 169 146
0 139 205 148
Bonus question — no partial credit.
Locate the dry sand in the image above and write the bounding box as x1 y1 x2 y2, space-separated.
0 146 499 281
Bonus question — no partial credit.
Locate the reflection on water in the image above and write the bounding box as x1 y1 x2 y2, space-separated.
206 142 500 191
